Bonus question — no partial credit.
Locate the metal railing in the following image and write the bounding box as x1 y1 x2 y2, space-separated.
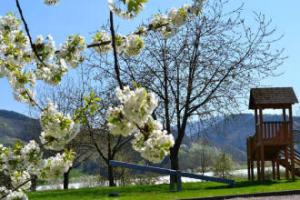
109 160 235 191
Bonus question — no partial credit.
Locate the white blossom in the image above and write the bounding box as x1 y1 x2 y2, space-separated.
41 151 74 179
168 7 189 27
124 35 144 56
21 141 42 175
44 0 59 6
0 13 21 32
108 86 174 163
35 58 68 85
0 14 32 75
0 187 8 199
132 117 174 163
10 171 31 191
150 14 173 38
107 106 136 136
6 191 28 200
40 102 80 151
108 0 147 19
33 35 56 61
7 71 36 105
121 87 157 126
59 35 86 68
92 31 112 54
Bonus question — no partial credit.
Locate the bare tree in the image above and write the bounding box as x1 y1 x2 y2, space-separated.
118 0 285 184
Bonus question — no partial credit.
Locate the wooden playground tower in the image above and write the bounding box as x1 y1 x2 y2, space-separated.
247 87 299 181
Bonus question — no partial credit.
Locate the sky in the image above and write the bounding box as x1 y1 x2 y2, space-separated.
0 0 300 116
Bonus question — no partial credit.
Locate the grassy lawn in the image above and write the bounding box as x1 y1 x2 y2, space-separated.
29 179 300 200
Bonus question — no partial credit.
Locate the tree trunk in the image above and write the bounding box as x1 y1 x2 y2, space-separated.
63 168 71 190
30 175 37 191
170 147 180 186
108 164 116 187
169 125 187 186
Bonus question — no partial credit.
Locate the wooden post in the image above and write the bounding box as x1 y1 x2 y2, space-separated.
283 109 287 121
259 108 265 180
257 160 261 181
176 171 182 192
253 109 259 181
247 139 250 180
251 160 254 181
284 147 289 179
255 109 259 141
289 106 295 181
247 159 251 181
272 160 276 180
276 159 280 180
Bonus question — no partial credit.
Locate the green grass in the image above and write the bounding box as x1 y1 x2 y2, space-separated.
29 179 300 200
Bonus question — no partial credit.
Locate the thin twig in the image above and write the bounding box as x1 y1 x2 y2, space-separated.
15 0 48 68
109 11 123 89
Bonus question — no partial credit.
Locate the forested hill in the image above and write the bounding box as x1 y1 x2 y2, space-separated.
0 110 40 145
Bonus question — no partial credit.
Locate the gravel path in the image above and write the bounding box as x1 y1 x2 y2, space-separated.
233 195 300 200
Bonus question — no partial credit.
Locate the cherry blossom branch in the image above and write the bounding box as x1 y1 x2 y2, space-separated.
15 0 48 68
25 90 44 111
0 179 31 200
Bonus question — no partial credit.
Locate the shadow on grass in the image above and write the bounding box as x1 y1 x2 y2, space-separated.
205 179 294 190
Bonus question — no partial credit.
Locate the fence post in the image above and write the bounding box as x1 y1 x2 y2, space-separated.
176 170 182 192
169 176 175 191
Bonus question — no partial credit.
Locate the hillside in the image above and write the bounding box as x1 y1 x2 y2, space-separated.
1 110 299 163
0 110 41 145
187 114 300 162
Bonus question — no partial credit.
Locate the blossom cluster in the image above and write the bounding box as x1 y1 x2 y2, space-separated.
132 117 175 163
59 35 86 68
34 34 85 85
0 142 75 199
108 0 148 19
0 13 35 105
40 102 80 151
44 0 59 6
0 12 83 200
107 86 174 163
91 0 203 56
44 0 148 17
3 190 28 200
92 31 144 57
43 0 204 58
33 35 68 85
0 13 87 106
149 1 203 38
40 150 75 179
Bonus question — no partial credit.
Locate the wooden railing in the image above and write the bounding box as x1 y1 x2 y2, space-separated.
248 121 290 148
259 121 290 145
286 147 300 166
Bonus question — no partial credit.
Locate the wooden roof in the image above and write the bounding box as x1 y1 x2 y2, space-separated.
249 87 298 109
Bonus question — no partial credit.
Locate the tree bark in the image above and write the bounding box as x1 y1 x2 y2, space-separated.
30 175 37 191
63 168 71 190
107 164 116 187
170 118 188 184
170 149 179 185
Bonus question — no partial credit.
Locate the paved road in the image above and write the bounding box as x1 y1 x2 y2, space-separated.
233 195 300 200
